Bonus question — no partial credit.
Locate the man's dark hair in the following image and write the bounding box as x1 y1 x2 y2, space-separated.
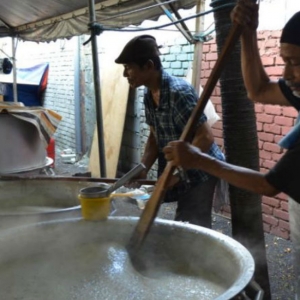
135 56 162 70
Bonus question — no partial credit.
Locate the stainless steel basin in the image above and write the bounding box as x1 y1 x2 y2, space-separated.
0 217 255 299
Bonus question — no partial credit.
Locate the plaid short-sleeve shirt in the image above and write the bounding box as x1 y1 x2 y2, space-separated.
144 70 224 200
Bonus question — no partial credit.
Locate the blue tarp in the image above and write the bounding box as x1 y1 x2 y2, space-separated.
2 62 49 106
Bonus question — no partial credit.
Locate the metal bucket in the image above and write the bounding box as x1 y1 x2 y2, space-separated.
0 217 255 299
0 178 111 230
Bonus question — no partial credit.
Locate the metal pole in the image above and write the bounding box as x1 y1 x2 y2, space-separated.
154 0 194 44
192 0 205 95
74 36 83 157
88 0 107 177
11 37 18 102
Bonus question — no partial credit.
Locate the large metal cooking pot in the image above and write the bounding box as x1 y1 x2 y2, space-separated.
0 114 47 174
0 217 255 299
0 178 111 230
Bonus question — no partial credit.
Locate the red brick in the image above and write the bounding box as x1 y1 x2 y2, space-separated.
276 193 288 201
262 196 280 208
262 56 274 66
262 203 273 215
216 104 222 113
263 142 282 153
201 61 210 70
257 31 266 39
263 123 281 134
206 52 218 61
210 44 217 52
274 135 285 145
264 105 282 115
263 214 279 226
256 122 263 131
270 227 289 240
203 44 210 53
255 104 264 113
258 132 274 142
263 222 271 233
256 113 274 124
204 69 211 78
210 95 221 104
275 56 284 66
262 160 276 169
274 116 294 126
265 38 277 48
212 121 223 130
260 150 272 160
271 152 284 162
274 209 289 221
212 128 223 138
209 62 216 70
258 41 265 51
279 220 290 231
265 66 284 76
271 30 282 38
280 201 289 212
282 107 298 118
259 140 263 149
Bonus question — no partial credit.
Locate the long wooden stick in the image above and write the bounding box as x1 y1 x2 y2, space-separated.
127 23 243 255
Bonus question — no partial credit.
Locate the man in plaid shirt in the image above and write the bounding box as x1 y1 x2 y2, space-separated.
115 34 224 228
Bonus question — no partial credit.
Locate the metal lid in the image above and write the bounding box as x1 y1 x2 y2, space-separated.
79 186 108 198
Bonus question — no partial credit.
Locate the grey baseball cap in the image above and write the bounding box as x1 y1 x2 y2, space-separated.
115 35 161 64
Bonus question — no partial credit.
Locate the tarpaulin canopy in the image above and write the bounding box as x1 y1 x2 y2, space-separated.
0 0 197 42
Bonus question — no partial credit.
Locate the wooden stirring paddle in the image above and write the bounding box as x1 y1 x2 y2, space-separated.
127 22 244 257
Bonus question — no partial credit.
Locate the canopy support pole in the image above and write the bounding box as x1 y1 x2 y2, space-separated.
11 37 18 102
88 0 107 177
192 0 205 94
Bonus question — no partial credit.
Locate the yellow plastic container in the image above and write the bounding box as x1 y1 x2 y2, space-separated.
78 186 111 221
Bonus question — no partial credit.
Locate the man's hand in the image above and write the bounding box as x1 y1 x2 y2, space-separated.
163 141 202 170
230 0 259 30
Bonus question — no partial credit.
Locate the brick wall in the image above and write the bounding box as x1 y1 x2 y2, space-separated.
204 30 297 239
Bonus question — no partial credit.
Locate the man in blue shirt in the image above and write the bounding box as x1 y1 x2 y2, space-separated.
163 0 300 297
115 35 224 228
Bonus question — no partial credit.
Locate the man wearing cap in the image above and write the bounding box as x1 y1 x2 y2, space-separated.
115 34 225 229
163 0 300 297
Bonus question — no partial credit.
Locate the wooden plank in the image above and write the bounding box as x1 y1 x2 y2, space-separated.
89 63 129 178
